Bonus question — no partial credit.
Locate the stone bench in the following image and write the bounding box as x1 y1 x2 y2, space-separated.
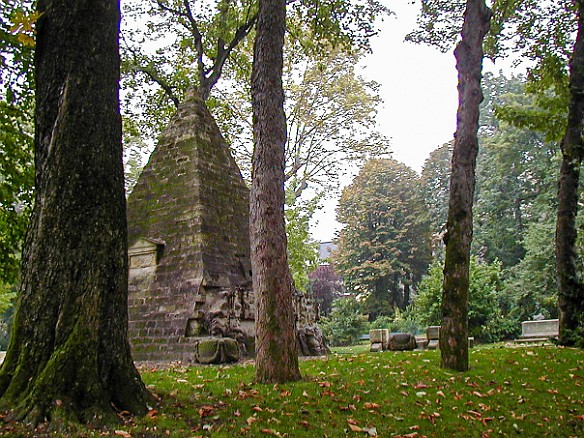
515 319 559 343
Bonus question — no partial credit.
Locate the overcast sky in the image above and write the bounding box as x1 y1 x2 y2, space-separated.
309 1 515 242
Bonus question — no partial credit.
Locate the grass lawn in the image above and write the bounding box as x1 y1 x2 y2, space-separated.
1 344 583 437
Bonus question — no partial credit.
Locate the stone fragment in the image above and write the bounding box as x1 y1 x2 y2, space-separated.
426 326 440 341
370 343 383 352
298 324 330 356
387 333 417 351
370 329 389 350
194 337 241 364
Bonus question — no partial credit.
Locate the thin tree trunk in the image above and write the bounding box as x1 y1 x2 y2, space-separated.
441 0 491 371
557 0 584 347
250 0 301 383
0 0 150 427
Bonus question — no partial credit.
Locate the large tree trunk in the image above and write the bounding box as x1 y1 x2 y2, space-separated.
441 0 491 371
250 0 301 383
557 0 584 347
0 0 150 427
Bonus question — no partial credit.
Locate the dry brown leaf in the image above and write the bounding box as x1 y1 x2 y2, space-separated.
198 406 215 417
146 409 158 419
114 431 131 438
348 423 362 432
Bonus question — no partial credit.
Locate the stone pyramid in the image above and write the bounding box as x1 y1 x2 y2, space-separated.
126 88 254 363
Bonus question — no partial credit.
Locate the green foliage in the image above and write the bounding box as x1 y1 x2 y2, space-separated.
319 296 369 347
0 283 15 349
414 257 517 342
220 47 392 195
474 126 558 267
0 282 16 316
284 187 320 293
419 141 452 252
503 220 559 322
334 159 432 317
121 0 390 152
405 0 466 52
489 0 575 142
369 308 422 335
0 0 35 285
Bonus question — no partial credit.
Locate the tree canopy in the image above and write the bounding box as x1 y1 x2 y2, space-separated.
334 158 431 319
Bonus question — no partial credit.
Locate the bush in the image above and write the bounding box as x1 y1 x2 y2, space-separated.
368 309 422 335
319 296 369 346
412 257 518 343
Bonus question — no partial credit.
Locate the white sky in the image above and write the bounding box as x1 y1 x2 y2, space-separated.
309 1 514 242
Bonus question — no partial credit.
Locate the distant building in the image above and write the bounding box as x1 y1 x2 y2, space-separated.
318 241 337 264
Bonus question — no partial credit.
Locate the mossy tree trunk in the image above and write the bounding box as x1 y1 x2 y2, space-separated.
250 0 301 383
0 0 150 427
557 0 584 347
440 0 491 372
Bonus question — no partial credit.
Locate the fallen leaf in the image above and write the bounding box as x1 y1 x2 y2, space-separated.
199 406 215 417
364 402 380 409
246 416 257 425
481 417 494 426
414 383 429 390
252 406 263 412
348 423 362 432
114 431 131 438
146 409 158 418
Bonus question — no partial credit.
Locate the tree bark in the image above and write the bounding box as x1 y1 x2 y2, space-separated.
250 0 301 383
441 0 491 371
0 0 150 427
556 0 584 347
